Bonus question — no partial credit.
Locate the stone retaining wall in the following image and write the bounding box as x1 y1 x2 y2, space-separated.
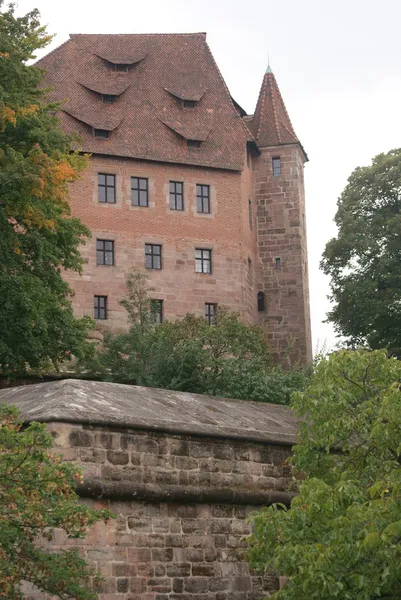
27 422 293 600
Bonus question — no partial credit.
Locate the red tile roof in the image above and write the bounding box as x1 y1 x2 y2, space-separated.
249 69 301 150
38 33 250 171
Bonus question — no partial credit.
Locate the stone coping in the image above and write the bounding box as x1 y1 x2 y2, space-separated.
0 379 298 445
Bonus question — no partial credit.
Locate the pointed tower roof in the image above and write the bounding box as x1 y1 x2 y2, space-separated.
251 66 302 151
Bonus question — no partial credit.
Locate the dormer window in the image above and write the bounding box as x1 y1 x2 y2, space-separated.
102 94 116 104
115 64 129 72
187 139 201 149
183 100 196 109
94 129 110 139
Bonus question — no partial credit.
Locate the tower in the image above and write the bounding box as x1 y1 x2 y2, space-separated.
249 66 312 363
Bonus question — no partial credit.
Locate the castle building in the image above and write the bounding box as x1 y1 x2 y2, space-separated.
39 33 312 363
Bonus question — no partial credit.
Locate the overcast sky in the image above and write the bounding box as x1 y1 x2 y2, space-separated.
14 0 401 352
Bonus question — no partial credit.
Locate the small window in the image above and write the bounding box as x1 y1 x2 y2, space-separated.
248 199 252 230
131 177 149 207
184 100 196 109
205 303 217 325
145 244 162 270
102 94 115 104
196 184 210 214
275 257 281 271
257 292 266 312
96 239 114 266
115 64 129 72
94 129 110 139
195 248 212 274
272 157 281 176
94 295 107 320
98 173 116 204
150 299 163 324
187 139 201 148
169 181 184 211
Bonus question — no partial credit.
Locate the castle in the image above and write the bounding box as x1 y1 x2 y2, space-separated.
39 33 311 363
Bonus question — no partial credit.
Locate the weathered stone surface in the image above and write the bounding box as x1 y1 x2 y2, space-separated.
0 378 297 444
0 381 294 600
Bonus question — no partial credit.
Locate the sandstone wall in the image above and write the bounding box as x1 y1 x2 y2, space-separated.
28 422 293 600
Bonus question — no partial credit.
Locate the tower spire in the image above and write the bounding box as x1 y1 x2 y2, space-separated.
265 54 273 74
251 66 301 150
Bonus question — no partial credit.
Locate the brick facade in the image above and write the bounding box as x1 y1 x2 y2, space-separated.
25 422 292 600
39 35 312 363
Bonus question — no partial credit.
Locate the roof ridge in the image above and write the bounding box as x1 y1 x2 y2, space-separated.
268 73 281 144
69 32 207 38
204 41 254 146
35 37 71 66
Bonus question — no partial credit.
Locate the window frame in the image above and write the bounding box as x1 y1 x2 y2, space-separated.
196 184 211 214
102 94 115 104
131 177 149 207
169 181 184 211
98 173 116 204
248 199 253 230
115 64 129 72
205 302 217 325
145 244 162 270
195 248 212 274
96 239 115 266
94 129 110 139
257 292 266 312
188 139 201 149
150 299 163 324
272 156 281 177
183 100 196 109
94 295 108 320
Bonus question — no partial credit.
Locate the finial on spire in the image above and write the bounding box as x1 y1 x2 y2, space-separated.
265 53 273 74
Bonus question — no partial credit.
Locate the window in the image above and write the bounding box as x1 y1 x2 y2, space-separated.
195 248 212 274
150 299 163 324
275 257 281 271
205 303 217 325
94 129 109 139
248 199 252 230
98 173 116 204
272 157 281 176
145 244 162 270
96 239 114 265
94 295 107 320
257 292 266 312
196 184 210 214
187 139 201 148
169 181 184 211
102 94 115 104
131 177 149 207
184 100 196 108
115 64 129 72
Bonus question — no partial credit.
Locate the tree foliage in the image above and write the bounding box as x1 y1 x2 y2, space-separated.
321 149 401 357
0 404 111 599
81 271 311 404
247 349 401 599
0 3 93 376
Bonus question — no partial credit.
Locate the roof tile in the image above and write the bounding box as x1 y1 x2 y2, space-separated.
38 33 248 170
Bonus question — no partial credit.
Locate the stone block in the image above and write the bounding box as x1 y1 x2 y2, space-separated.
107 450 129 465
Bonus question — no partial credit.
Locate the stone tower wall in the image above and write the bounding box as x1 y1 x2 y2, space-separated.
253 145 312 364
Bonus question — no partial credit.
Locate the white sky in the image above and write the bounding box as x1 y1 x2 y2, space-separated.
14 0 401 352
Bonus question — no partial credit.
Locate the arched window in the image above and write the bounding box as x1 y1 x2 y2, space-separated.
257 292 266 312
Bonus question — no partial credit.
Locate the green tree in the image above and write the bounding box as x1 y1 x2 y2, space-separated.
247 349 401 599
321 149 401 357
0 3 93 376
81 270 310 404
0 404 112 599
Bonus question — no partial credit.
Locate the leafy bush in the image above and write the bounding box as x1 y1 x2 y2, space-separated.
80 271 311 404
